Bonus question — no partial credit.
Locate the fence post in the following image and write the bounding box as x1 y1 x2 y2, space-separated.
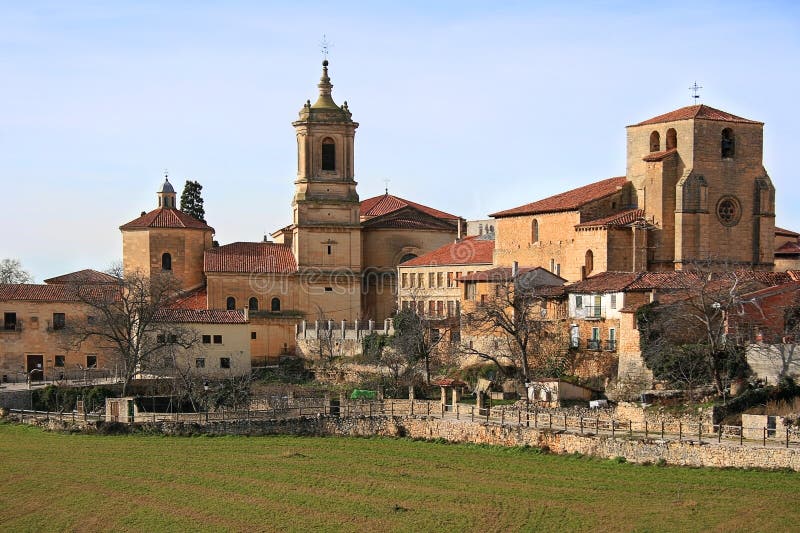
698 422 702 445
369 402 373 417
501 408 505 426
564 414 568 431
718 424 721 443
517 410 520 426
644 420 648 439
486 407 489 423
471 406 475 422
661 421 664 440
763 427 766 447
441 403 444 418
740 425 743 446
629 421 632 438
611 420 615 439
580 417 583 434
534 410 538 429
456 404 459 420
679 422 682 442
549 413 552 430
410 400 414 416
787 427 790 449
526 410 530 428
391 401 394 417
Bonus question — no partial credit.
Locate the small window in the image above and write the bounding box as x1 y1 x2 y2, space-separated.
202 334 211 344
52 313 65 330
437 272 443 287
54 355 65 367
3 312 16 331
610 294 617 309
447 272 454 288
251 331 257 340
226 297 236 310
271 297 281 312
466 283 476 301
86 355 97 368
213 335 223 344
417 273 424 287
162 252 172 271
399 253 417 264
195 358 205 369
324 287 333 292
576 295 583 309
649 131 660 152
401 273 408 288
721 128 735 158
248 297 259 311
531 219 539 243
429 272 435 287
220 357 231 369
321 138 336 171
585 250 594 276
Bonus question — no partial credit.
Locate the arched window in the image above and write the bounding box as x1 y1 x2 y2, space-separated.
248 297 259 311
721 128 735 158
666 128 677 150
226 297 236 310
271 297 281 312
585 250 594 276
161 252 172 271
321 138 336 171
649 131 660 152
399 253 417 264
682 174 707 212
531 219 539 243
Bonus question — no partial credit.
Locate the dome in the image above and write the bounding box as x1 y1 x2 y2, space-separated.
160 178 175 194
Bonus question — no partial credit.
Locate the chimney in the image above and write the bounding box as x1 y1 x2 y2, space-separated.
243 306 249 321
512 261 519 278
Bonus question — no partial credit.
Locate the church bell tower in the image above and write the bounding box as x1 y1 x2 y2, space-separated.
291 60 362 273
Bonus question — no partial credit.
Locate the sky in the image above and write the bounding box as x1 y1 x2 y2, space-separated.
2 1 799 281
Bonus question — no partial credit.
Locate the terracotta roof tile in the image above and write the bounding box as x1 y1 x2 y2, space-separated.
458 266 566 288
360 194 460 221
204 242 297 274
432 378 467 387
642 148 678 162
775 227 799 237
632 104 762 127
168 286 208 310
120 208 214 231
776 241 800 255
44 269 120 284
566 272 644 293
490 177 627 218
154 309 247 324
568 270 792 294
740 281 800 301
576 209 646 229
400 237 494 267
0 283 118 302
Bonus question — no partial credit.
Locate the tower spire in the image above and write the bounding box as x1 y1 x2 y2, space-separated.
312 60 338 109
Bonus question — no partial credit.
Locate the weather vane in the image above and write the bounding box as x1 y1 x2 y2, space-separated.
320 34 332 60
383 179 390 194
163 168 169 179
689 81 703 103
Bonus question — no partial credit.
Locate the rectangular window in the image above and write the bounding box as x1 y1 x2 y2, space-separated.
556 264 561 276
202 335 211 344
220 357 231 369
52 313 65 330
410 273 416 288
480 294 487 306
436 301 444 316
610 294 617 309
321 142 336 171
428 301 436 315
417 273 424 288
251 331 257 340
3 312 16 331
428 272 435 288
326 245 332 255
402 300 409 311
447 272 454 288
86 355 97 368
324 287 333 292
213 335 223 344
195 358 205 369
417 301 425 315
437 272 444 288
575 295 583 309
54 355 65 367
447 301 455 317
466 283 476 301
401 273 408 288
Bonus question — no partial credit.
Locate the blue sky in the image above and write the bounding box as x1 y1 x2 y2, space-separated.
2 1 799 281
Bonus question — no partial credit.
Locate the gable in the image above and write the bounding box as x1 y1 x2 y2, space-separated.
360 205 457 231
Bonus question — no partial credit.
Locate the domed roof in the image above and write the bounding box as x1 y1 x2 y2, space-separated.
160 178 175 194
294 60 355 125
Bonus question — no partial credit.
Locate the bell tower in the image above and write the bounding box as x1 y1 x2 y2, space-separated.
291 60 362 273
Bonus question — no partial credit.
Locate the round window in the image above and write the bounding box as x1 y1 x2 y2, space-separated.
716 196 741 227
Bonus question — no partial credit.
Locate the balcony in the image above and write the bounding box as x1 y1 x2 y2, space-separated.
1 321 22 333
581 338 617 351
585 338 601 351
604 339 617 352
573 305 604 320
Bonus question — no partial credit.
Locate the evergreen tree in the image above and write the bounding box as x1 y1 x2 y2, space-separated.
180 180 206 222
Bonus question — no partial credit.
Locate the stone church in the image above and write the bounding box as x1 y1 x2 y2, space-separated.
490 104 776 281
120 60 463 361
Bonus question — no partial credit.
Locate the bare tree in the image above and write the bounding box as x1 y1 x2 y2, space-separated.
65 267 197 396
0 258 33 284
460 273 567 384
392 304 454 385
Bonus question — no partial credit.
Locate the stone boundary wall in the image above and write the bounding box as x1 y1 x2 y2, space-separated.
18 414 800 471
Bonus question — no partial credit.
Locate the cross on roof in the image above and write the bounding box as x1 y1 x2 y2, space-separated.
320 34 331 59
689 81 703 102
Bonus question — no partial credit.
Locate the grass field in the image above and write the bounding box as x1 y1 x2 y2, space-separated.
1 423 798 532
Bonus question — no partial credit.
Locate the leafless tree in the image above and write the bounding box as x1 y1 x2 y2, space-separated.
0 258 33 284
460 274 568 384
392 301 454 386
65 266 198 396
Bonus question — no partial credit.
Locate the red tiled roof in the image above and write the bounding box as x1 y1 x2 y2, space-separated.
632 104 762 127
154 309 247 324
490 177 627 218
775 227 800 238
120 208 214 232
400 237 494 267
458 266 566 286
776 241 800 256
168 286 208 310
567 272 644 293
204 242 297 274
44 269 119 285
360 194 460 221
568 270 792 294
642 148 678 162
0 283 118 302
576 209 646 230
740 281 800 301
432 378 467 387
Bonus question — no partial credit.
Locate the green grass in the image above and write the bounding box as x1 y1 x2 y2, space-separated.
1 423 798 532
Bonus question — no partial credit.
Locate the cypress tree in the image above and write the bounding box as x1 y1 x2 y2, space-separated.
180 180 206 222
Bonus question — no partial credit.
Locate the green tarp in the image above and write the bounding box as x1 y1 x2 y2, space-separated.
350 389 377 400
